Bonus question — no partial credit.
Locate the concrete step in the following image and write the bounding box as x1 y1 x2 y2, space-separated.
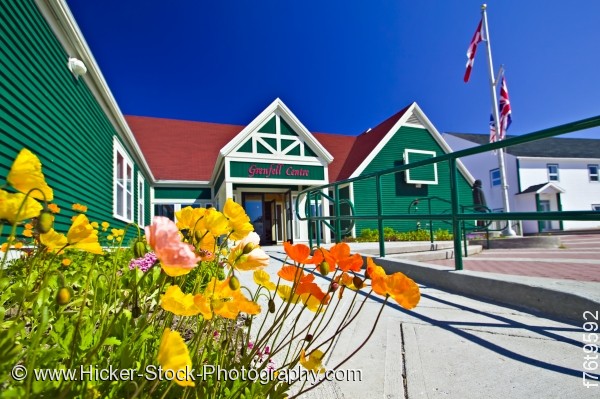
385 245 483 262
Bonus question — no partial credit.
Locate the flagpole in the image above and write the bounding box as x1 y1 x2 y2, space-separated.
481 4 517 236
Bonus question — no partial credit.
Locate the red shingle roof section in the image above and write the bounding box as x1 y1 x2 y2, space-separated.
313 133 356 181
335 105 410 179
126 115 242 181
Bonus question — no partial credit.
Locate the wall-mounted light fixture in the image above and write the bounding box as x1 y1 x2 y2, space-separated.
67 57 87 79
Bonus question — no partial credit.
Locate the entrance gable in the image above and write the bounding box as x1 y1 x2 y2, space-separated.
220 98 333 163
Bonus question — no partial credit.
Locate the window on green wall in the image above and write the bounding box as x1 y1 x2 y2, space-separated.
137 172 145 226
114 139 134 222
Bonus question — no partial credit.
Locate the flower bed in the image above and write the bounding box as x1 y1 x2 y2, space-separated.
0 149 420 398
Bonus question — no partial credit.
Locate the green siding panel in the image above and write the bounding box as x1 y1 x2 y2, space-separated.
0 0 147 241
154 187 212 200
238 138 252 153
287 145 301 156
257 142 270 154
304 144 317 157
353 126 472 233
263 137 277 150
280 119 298 136
259 116 276 133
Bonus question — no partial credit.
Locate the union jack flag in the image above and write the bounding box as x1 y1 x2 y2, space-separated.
498 75 512 139
489 75 512 143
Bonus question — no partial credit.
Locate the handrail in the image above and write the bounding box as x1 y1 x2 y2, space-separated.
295 115 600 270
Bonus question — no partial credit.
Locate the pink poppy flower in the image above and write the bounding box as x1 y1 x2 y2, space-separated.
145 216 200 276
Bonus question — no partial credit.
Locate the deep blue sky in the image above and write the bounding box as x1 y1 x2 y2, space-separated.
67 0 599 139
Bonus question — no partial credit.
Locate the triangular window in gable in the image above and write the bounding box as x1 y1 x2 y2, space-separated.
231 113 320 159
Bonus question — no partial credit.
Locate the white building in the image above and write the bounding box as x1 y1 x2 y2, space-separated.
443 133 600 234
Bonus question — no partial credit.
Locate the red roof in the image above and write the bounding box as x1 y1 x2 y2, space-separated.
127 106 409 183
126 115 242 181
335 105 410 179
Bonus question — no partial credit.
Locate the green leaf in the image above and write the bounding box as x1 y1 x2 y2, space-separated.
102 336 122 346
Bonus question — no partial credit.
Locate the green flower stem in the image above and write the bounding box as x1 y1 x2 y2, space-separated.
291 296 389 399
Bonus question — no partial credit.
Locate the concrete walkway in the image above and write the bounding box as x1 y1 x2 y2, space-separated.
250 236 600 399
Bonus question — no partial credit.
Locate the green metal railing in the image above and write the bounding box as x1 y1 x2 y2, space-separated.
296 115 600 270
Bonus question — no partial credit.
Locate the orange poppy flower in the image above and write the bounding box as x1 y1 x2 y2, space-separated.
277 264 305 282
366 258 420 309
283 241 319 264
313 243 363 273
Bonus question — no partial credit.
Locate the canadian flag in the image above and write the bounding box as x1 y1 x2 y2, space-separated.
464 20 483 83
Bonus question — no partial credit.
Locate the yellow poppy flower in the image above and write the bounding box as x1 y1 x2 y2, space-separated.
276 285 302 305
203 277 260 320
40 229 68 252
0 189 43 224
191 230 215 261
202 208 229 237
23 229 33 237
72 203 88 213
111 228 124 237
157 329 195 387
228 232 269 271
7 149 53 201
161 285 208 317
62 258 72 266
101 221 109 231
13 242 23 249
175 206 205 232
67 214 103 254
47 203 60 214
299 349 326 373
253 270 276 291
223 198 253 241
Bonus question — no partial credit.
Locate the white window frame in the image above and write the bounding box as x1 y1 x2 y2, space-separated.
588 164 599 182
547 164 559 182
113 138 134 222
403 149 438 185
490 168 501 187
137 172 145 226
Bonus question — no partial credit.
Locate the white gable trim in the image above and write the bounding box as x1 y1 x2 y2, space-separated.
535 182 566 194
219 98 333 162
211 98 333 185
349 102 475 184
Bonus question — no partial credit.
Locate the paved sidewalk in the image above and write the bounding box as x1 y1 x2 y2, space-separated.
426 234 600 282
253 238 600 399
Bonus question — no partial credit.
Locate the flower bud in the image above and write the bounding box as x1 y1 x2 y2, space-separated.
56 287 71 305
318 261 330 275
37 210 54 234
305 334 313 342
132 239 147 258
242 242 258 255
329 282 339 292
268 299 276 313
229 275 240 291
352 276 364 289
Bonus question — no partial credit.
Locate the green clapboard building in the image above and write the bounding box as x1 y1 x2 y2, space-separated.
0 0 152 238
1 0 475 246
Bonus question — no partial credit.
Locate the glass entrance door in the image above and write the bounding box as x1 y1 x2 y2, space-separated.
243 193 265 243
